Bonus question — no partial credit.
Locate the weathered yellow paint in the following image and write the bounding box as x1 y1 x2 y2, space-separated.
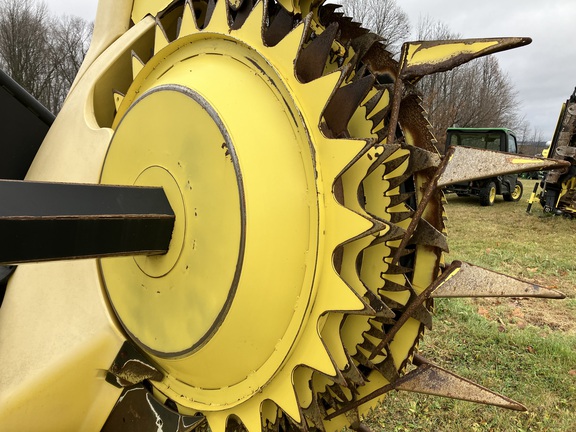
405 41 499 67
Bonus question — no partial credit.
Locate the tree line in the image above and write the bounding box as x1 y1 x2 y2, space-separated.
1 0 543 148
0 0 92 113
336 0 543 149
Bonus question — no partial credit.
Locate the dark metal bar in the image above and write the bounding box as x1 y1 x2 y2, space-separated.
0 180 175 264
0 69 54 180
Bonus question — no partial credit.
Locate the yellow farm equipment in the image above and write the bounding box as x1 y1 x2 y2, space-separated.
538 88 576 217
0 1 569 431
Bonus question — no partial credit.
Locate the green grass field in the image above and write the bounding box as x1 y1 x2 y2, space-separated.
363 180 576 431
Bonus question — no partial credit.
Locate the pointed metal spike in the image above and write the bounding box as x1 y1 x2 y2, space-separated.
382 154 410 176
179 0 200 36
371 263 462 359
366 144 402 176
409 303 433 330
386 191 416 209
296 22 340 83
301 396 327 432
230 0 255 30
102 385 206 432
364 89 384 115
438 146 571 188
399 37 532 82
154 17 170 53
264 5 295 46
370 221 407 244
388 210 414 224
374 350 401 383
131 51 145 79
384 263 413 275
324 74 376 137
432 261 566 299
378 292 407 310
385 172 411 191
396 357 527 411
113 90 125 112
363 289 395 318
369 106 390 132
409 219 449 252
351 32 384 62
342 350 367 386
203 0 217 28
378 277 410 293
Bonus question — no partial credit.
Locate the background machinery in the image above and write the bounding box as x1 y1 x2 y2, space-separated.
538 88 576 217
0 1 569 431
444 127 524 206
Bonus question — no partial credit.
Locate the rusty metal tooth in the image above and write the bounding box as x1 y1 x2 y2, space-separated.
342 350 367 386
368 220 406 244
366 143 402 176
398 94 439 153
301 395 327 432
324 74 376 137
368 106 390 132
230 0 255 30
364 324 386 340
373 349 401 384
363 289 395 318
386 191 415 208
296 22 340 83
388 210 414 224
384 263 413 275
264 3 295 46
408 300 433 330
203 0 217 29
378 277 410 293
398 355 527 411
370 262 461 360
351 32 384 62
318 7 369 42
364 89 384 116
385 172 412 191
377 293 407 311
405 144 442 172
381 153 410 176
409 219 449 252
432 261 566 299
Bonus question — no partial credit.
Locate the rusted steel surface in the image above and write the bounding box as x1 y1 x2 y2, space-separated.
102 384 205 432
398 38 532 82
432 261 566 299
106 342 163 388
438 146 571 187
398 355 527 411
369 261 461 361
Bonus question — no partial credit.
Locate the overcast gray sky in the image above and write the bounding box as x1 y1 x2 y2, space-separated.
44 0 575 140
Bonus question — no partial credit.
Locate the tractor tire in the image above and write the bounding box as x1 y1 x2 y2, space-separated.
503 180 523 202
479 181 497 206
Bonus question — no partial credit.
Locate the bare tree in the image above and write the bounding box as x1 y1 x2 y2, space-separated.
414 16 523 149
0 0 54 106
335 0 410 55
0 0 92 113
47 15 93 111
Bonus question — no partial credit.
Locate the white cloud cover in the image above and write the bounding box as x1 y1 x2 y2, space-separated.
45 0 575 138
